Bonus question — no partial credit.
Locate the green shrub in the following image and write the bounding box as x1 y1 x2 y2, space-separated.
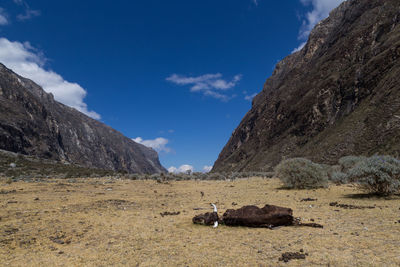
274 158 329 189
348 155 400 196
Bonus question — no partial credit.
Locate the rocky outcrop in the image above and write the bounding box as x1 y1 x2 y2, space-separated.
213 0 400 172
0 63 166 174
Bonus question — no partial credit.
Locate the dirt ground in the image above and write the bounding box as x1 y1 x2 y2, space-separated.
0 177 399 266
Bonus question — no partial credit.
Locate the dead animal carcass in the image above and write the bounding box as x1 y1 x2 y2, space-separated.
222 205 293 227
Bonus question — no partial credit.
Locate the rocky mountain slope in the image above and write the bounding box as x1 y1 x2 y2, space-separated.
0 63 166 174
213 0 400 172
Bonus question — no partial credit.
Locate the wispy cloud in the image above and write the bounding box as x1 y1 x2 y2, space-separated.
253 0 259 6
298 0 345 39
0 38 100 119
0 8 9 25
17 8 40 21
133 137 171 153
292 0 344 53
12 0 41 21
292 41 307 53
202 165 213 173
166 73 242 101
168 165 194 174
244 93 257 101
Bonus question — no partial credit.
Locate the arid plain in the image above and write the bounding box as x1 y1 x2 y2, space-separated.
1 177 399 266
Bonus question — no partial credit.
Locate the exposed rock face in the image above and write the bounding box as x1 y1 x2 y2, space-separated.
213 0 400 172
0 63 166 174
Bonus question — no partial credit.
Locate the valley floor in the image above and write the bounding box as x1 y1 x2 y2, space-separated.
0 177 399 266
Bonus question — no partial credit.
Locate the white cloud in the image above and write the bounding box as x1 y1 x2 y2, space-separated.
298 0 345 39
253 0 258 6
166 73 242 101
168 164 194 174
13 0 24 5
17 8 40 21
202 165 213 173
291 41 307 53
244 93 257 101
133 137 171 153
0 8 8 25
0 38 100 119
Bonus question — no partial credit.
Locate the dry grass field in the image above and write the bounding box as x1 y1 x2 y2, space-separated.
0 177 399 266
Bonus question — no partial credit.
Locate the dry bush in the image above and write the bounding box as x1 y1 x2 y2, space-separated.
274 158 329 189
348 155 400 196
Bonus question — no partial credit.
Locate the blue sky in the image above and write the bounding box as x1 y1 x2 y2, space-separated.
0 0 344 172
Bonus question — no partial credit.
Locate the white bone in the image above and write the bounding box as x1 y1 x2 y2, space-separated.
211 203 217 213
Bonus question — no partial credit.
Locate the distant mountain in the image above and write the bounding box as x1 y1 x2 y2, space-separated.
213 0 400 172
0 63 166 174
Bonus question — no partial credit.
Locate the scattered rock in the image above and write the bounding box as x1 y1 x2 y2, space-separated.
279 251 307 262
329 202 375 209
50 238 65 245
300 198 317 202
34 197 39 201
4 227 19 235
200 191 204 197
0 190 16 194
7 200 18 204
160 211 180 217
9 163 16 168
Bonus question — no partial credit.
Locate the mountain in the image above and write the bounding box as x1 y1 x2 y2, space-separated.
0 63 166 174
213 0 400 172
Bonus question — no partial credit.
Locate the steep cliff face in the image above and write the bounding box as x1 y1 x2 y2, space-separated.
0 63 166 174
213 0 400 172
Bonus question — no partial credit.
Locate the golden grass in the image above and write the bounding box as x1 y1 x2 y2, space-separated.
1 177 399 266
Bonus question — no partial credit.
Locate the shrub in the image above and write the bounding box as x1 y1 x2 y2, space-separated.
338 156 366 173
348 155 400 196
274 158 329 189
330 171 349 184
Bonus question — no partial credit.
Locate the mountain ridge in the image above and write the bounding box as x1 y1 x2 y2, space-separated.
0 63 166 174
213 0 400 172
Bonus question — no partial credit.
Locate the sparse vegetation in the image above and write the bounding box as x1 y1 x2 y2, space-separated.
274 158 329 189
347 155 400 196
123 171 273 181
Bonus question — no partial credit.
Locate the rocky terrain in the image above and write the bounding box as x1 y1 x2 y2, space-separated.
0 64 165 174
213 0 400 172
